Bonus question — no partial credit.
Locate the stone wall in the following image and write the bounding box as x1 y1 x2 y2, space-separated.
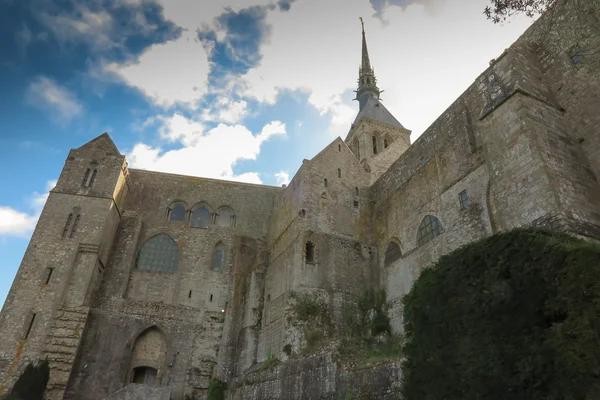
228 352 402 400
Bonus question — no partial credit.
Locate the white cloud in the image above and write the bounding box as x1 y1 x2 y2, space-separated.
157 112 205 146
200 98 249 124
127 117 285 183
0 208 38 238
275 170 290 186
0 180 56 238
38 5 117 51
217 99 249 124
239 0 535 138
105 32 210 108
156 0 275 31
26 76 83 123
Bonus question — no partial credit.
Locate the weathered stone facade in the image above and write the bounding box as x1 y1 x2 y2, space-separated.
1 0 599 398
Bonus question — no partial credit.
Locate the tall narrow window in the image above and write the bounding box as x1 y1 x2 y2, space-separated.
24 312 36 339
83 162 98 188
82 169 90 186
384 139 389 149
43 268 54 285
305 241 315 263
62 213 73 238
373 136 378 155
353 138 360 160
213 242 225 271
69 215 80 238
89 169 97 187
459 190 470 209
355 187 359 196
168 204 186 221
338 144 341 152
324 178 328 187
337 168 341 178
417 215 443 247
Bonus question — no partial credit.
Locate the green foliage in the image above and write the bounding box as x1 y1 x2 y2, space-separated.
302 329 325 354
337 335 404 365
401 229 600 400
282 344 292 356
484 0 555 23
294 296 320 321
206 378 226 400
338 289 401 366
344 289 391 338
260 349 277 370
7 359 49 400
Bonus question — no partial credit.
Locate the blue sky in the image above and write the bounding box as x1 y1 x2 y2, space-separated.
0 0 536 306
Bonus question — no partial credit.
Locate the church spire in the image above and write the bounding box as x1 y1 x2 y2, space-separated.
355 17 380 110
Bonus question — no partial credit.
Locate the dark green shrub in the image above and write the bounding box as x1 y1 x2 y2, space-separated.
402 229 600 400
206 378 226 400
294 297 320 321
7 359 50 400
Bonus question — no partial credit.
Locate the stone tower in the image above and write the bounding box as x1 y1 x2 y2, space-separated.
0 133 128 399
345 19 411 183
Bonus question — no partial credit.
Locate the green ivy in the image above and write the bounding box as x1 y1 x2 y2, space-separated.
401 229 600 399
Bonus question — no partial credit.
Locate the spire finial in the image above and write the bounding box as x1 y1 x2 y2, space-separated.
355 16 380 109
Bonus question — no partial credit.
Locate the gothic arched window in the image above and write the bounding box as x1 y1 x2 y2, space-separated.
216 208 234 227
417 215 443 247
62 207 81 238
213 242 225 271
135 234 179 272
353 138 360 160
372 136 378 155
168 203 186 221
190 206 211 228
82 162 98 188
384 241 402 265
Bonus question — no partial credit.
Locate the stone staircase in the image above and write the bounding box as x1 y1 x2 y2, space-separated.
43 306 89 400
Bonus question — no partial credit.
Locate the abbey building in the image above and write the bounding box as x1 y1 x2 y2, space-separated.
1 0 599 398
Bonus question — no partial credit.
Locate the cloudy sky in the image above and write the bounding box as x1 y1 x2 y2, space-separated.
0 0 535 305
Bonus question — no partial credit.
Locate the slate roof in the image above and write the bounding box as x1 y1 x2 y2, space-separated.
352 92 405 129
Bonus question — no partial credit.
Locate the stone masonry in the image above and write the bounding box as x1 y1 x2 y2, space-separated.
0 0 599 398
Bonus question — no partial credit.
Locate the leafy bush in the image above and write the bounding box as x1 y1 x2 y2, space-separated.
206 378 226 400
344 289 391 338
4 359 50 400
402 229 600 400
294 297 320 321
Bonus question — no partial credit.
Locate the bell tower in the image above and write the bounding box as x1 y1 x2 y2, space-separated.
346 19 411 183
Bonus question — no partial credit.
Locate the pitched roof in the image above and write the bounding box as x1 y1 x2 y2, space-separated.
76 132 121 154
352 93 405 129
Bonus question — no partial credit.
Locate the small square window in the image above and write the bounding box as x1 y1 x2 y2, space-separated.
353 201 359 208
459 190 470 209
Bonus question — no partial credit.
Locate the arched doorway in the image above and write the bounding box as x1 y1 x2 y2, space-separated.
128 327 167 386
